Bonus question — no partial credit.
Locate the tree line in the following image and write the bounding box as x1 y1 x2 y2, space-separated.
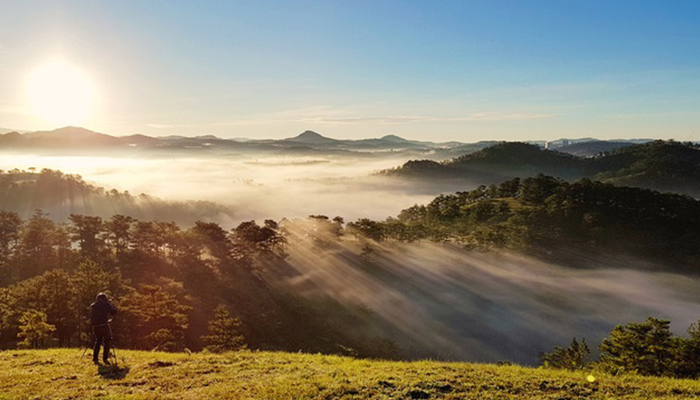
346 174 700 270
0 168 234 225
541 317 700 379
383 140 700 197
0 210 397 358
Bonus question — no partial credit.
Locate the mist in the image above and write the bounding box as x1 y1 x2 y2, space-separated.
0 152 464 226
271 225 700 364
3 150 696 365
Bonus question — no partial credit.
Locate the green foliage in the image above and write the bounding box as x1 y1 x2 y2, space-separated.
355 175 700 269
15 210 59 279
346 218 385 242
69 214 105 261
1 261 128 348
540 338 590 370
119 283 192 351
387 140 700 197
201 304 246 353
15 269 78 346
230 220 286 259
0 208 396 359
17 309 55 348
591 140 700 194
599 317 677 377
0 211 22 285
683 321 700 376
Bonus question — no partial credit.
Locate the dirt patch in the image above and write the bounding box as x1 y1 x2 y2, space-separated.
23 360 55 367
148 361 176 368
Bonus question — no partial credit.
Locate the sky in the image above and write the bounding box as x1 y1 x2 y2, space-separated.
0 0 699 142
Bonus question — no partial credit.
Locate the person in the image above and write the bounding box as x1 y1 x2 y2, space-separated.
90 292 117 365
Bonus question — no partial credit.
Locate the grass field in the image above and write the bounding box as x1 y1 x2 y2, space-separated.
1 349 700 399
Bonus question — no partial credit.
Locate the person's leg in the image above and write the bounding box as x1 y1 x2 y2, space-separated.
103 332 111 363
92 328 104 363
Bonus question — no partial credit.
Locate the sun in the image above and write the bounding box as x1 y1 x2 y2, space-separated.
26 60 96 127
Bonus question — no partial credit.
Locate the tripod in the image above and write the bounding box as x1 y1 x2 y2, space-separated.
81 323 117 367
110 342 119 367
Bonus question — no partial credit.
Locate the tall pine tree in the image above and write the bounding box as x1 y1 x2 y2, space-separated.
201 304 246 353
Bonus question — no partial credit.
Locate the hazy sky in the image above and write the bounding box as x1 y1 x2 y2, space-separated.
1 1 699 141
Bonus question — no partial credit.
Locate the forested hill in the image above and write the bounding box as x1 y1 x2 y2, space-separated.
382 140 700 197
592 140 700 193
0 168 233 224
353 175 700 271
2 171 700 364
381 142 584 181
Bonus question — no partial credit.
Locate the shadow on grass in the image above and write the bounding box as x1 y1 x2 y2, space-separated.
97 364 130 380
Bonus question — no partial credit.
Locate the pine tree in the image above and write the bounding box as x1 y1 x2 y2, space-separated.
600 317 675 376
17 309 55 348
201 304 246 353
540 337 590 370
119 283 191 351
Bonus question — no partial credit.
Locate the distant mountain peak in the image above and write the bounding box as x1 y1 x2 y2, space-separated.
24 126 106 138
21 126 121 146
297 130 325 139
285 130 338 143
380 134 408 143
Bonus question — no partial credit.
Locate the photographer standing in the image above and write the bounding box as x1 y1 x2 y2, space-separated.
90 293 117 365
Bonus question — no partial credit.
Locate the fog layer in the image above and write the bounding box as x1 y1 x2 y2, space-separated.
4 152 696 365
0 153 461 224
274 234 700 364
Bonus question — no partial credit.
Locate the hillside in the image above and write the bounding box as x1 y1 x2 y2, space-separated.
0 168 234 224
384 141 700 197
556 140 637 157
2 349 699 399
591 140 700 196
382 142 585 183
368 175 700 270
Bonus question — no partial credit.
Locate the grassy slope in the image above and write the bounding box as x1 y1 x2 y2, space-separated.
2 350 700 399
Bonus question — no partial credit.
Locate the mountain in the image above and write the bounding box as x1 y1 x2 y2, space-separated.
0 126 679 166
383 142 585 183
591 140 700 195
120 133 160 146
284 130 340 144
380 134 409 143
0 127 25 134
384 140 700 197
555 140 637 157
449 142 578 167
21 126 122 147
0 131 24 145
281 131 461 151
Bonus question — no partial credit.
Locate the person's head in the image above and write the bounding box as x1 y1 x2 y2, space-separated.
96 292 108 301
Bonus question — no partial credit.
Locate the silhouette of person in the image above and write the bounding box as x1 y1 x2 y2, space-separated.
90 292 117 364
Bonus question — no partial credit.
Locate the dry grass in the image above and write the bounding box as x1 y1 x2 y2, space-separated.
1 349 699 399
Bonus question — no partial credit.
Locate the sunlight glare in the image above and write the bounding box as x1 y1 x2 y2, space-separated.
26 60 96 127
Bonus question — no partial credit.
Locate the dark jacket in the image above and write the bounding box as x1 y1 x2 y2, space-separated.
90 298 118 326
